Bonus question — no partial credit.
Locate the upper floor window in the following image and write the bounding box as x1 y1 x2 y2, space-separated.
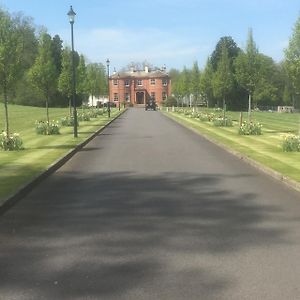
162 79 167 86
150 78 155 85
137 79 143 86
125 80 130 87
113 79 118 86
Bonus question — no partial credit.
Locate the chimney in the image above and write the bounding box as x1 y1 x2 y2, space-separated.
145 65 149 73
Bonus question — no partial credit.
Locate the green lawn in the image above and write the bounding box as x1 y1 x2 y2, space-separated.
164 108 300 184
0 104 123 203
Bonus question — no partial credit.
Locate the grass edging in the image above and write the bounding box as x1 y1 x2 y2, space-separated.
162 111 300 193
0 109 127 216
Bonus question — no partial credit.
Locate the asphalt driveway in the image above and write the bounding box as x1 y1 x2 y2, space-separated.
0 108 300 300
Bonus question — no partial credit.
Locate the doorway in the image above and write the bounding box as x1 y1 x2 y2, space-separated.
136 92 144 104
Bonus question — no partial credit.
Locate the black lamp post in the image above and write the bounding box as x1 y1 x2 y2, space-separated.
106 58 110 118
67 5 78 137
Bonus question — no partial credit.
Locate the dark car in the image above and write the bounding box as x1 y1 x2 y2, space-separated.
145 99 156 111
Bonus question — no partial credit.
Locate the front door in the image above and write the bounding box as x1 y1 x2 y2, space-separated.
136 92 144 104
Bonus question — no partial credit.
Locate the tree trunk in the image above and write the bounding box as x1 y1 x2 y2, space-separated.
248 93 252 122
4 81 9 136
223 96 226 126
69 98 72 117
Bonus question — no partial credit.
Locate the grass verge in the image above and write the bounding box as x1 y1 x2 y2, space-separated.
0 104 123 203
163 108 300 186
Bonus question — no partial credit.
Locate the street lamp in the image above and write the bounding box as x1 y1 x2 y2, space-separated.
67 5 78 138
106 58 110 118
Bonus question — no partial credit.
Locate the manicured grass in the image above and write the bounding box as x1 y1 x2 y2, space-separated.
0 104 123 203
164 108 300 184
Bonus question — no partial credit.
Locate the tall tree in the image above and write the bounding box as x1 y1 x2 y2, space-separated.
51 34 63 74
284 15 300 108
28 32 57 125
212 44 234 113
234 29 261 120
0 9 23 135
76 55 88 104
200 58 214 107
58 47 73 113
190 61 201 106
86 63 102 107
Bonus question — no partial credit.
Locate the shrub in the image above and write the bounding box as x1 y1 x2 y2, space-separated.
213 116 233 127
78 112 91 121
282 134 300 152
61 116 79 127
0 132 23 151
35 120 60 135
239 121 262 135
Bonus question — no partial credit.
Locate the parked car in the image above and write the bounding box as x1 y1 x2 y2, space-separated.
145 99 156 111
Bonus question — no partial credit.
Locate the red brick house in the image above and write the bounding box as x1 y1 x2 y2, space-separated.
109 66 171 107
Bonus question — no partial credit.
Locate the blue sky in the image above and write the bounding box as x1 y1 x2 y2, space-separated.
0 0 299 71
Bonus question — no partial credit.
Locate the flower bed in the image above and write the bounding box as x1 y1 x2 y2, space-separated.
0 132 23 151
35 120 60 135
282 134 300 152
239 121 262 135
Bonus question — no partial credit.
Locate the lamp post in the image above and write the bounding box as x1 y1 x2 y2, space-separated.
118 74 121 111
67 5 78 138
106 58 110 118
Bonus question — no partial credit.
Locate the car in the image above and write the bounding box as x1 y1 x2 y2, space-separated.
145 99 156 111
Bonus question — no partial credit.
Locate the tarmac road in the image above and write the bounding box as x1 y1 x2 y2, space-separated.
1 108 300 300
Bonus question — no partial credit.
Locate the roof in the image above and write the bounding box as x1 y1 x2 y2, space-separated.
110 69 169 79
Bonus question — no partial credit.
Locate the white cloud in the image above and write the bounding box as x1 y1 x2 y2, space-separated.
59 27 208 69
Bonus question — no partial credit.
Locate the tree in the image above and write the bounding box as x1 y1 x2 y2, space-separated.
235 29 261 120
190 61 201 106
0 9 23 135
211 36 240 72
284 15 300 108
58 47 73 113
200 58 214 107
212 44 234 115
28 32 57 125
51 34 63 74
76 55 88 103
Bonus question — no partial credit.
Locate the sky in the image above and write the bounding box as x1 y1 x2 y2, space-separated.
0 0 299 71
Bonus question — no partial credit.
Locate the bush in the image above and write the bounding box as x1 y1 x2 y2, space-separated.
239 121 262 135
282 134 300 152
0 132 23 151
78 112 91 121
213 116 233 127
35 120 60 135
61 116 79 127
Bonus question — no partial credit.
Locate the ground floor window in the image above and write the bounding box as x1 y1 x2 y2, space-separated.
125 93 130 102
114 93 119 101
162 92 167 101
151 92 156 100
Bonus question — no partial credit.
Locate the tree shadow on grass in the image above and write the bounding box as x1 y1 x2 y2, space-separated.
0 171 293 299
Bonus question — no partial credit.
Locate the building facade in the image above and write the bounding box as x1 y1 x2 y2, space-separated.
109 66 171 107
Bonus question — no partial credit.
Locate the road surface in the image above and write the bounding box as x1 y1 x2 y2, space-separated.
1 108 300 300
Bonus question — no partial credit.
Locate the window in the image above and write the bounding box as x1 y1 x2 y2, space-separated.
162 92 167 101
150 78 155 85
125 93 130 102
137 79 142 86
151 92 156 100
162 79 167 86
125 80 130 87
114 93 119 101
113 79 118 86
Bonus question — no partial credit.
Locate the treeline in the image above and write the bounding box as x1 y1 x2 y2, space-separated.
170 18 300 111
0 8 107 109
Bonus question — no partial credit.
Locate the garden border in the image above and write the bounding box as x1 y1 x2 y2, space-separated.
0 109 127 216
163 111 300 193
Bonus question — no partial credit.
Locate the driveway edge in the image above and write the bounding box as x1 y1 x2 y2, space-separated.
0 109 127 215
163 111 300 193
